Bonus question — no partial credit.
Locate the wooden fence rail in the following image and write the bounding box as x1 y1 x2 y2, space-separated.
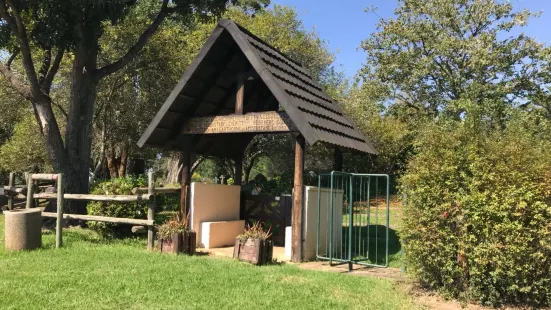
1 171 158 250
31 174 58 181
41 212 154 226
132 187 180 195
33 193 153 202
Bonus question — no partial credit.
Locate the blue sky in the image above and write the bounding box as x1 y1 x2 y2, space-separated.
271 0 551 78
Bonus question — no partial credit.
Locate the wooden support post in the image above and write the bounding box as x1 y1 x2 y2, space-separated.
147 170 155 251
334 146 343 171
7 172 14 210
180 150 191 218
292 135 305 263
235 73 245 115
56 173 64 248
25 173 34 209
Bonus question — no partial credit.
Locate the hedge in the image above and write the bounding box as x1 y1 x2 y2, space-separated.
401 120 551 307
87 176 148 237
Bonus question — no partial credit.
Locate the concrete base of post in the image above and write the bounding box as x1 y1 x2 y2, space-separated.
4 209 42 251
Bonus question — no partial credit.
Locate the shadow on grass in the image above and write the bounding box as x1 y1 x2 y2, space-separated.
194 251 211 256
40 226 146 250
330 225 401 267
267 259 286 266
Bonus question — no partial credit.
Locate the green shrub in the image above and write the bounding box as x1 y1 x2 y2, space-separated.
401 120 551 307
152 183 180 213
87 176 148 237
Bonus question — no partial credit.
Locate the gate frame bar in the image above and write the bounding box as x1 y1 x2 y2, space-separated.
316 172 391 269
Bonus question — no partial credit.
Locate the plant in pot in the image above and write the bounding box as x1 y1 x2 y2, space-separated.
233 222 273 265
157 214 196 255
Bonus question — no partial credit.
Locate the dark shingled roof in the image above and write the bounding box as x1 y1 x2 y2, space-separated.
137 19 377 157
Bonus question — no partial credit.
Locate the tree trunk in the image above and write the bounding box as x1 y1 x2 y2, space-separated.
62 43 99 214
105 147 119 178
105 145 129 179
118 148 128 177
165 153 183 184
34 99 69 172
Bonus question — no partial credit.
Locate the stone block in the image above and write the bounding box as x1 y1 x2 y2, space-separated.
200 220 245 249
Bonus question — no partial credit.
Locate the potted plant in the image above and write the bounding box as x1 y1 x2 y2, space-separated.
233 222 273 265
157 214 196 255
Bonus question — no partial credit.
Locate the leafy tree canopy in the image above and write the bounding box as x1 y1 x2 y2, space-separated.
360 0 544 125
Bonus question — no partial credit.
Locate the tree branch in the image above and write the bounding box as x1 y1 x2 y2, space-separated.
191 156 205 173
94 77 129 122
51 100 68 119
95 0 170 79
0 62 32 100
38 48 52 87
6 49 19 68
43 48 64 93
2 0 42 97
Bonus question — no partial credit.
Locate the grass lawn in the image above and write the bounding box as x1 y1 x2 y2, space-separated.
0 214 419 309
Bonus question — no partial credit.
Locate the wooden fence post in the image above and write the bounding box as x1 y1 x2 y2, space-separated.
56 173 64 249
7 172 14 210
147 170 155 251
25 173 34 209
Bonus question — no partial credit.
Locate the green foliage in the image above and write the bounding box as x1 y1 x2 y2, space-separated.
87 176 148 237
0 82 27 146
191 172 203 182
243 173 291 195
0 0 243 52
343 84 413 174
400 115 551 307
360 0 544 126
0 113 51 173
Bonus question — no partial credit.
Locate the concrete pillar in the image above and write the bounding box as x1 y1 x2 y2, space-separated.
4 209 42 251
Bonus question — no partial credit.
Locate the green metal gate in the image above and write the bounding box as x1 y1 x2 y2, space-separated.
316 172 390 270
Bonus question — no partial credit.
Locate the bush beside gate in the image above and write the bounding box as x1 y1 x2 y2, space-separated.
400 121 551 307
